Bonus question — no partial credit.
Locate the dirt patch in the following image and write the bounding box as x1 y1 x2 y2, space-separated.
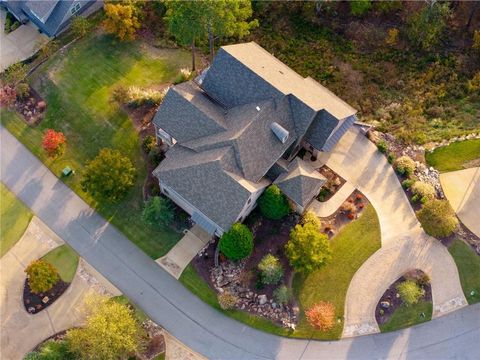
23 279 70 314
375 269 432 326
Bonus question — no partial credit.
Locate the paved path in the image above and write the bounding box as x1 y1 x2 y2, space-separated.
308 182 355 217
1 126 479 359
440 167 480 237
316 127 467 337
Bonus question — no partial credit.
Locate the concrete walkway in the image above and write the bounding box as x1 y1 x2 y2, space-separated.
308 182 355 217
316 127 467 337
157 225 211 279
440 167 480 237
2 125 479 359
0 10 48 72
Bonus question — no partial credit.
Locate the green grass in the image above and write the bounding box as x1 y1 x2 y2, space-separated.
180 204 380 340
112 295 148 323
1 33 191 258
0 182 33 257
425 139 480 172
448 239 480 304
42 244 79 282
292 204 381 340
379 301 432 333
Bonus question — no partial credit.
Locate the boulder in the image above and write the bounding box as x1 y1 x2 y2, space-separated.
258 294 267 305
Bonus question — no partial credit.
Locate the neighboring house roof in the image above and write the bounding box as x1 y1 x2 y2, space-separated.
275 158 326 207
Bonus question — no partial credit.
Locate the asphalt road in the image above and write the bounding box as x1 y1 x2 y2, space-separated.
1 126 479 360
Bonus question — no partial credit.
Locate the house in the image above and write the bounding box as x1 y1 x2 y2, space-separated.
0 0 101 37
153 42 357 236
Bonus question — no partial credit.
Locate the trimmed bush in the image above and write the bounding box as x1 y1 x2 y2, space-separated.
142 196 174 228
376 140 388 153
305 301 336 331
300 211 321 230
402 179 415 189
258 185 290 220
142 135 156 153
218 292 237 310
410 181 435 202
219 223 254 261
394 156 416 177
417 199 458 238
25 259 60 294
273 284 290 305
397 280 425 305
258 254 283 285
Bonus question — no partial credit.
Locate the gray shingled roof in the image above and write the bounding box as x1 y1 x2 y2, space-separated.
275 158 326 207
304 110 339 150
25 0 58 21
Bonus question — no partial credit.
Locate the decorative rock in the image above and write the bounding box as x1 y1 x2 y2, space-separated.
380 301 390 309
258 295 267 305
28 306 35 313
42 296 49 304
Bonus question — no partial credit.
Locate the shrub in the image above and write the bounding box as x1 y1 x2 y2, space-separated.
393 155 416 177
285 222 332 273
81 148 136 202
111 85 129 105
218 292 237 310
25 259 60 294
473 30 480 53
402 179 415 189
305 301 336 331
148 147 164 167
142 196 174 228
29 339 76 360
350 0 372 16
300 211 321 230
4 62 27 85
219 223 254 261
410 181 435 201
258 254 283 285
273 285 290 305
376 140 388 153
126 86 166 107
15 82 30 99
142 135 157 153
174 68 193 84
0 85 17 108
467 72 480 93
397 280 425 305
258 185 290 220
340 201 356 214
385 28 399 46
71 16 92 38
417 199 458 238
42 129 67 158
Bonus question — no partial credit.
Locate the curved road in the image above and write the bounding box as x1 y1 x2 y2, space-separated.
1 126 479 359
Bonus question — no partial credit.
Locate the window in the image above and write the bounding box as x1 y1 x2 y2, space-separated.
247 198 251 205
71 3 81 15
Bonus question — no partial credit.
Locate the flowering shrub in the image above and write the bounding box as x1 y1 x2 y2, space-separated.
0 85 17 108
306 301 336 331
42 129 67 158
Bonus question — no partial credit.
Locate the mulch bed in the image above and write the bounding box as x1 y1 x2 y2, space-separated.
316 165 346 202
23 279 70 314
14 86 46 126
375 270 432 326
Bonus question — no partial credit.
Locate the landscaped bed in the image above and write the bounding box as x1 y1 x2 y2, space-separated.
316 165 345 202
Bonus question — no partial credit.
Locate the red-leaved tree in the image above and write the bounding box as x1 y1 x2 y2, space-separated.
0 85 17 108
42 129 67 158
305 301 336 331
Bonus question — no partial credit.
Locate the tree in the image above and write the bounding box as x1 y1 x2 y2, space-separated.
42 129 67 158
417 199 458 238
39 40 59 60
66 294 144 360
164 0 258 69
71 16 92 38
4 62 28 86
25 259 60 294
300 211 321 230
103 1 140 41
258 185 290 220
218 222 254 260
285 222 331 273
81 148 136 202
142 196 174 228
406 2 452 51
258 254 283 285
305 301 336 331
397 280 425 305
0 85 17 108
350 0 372 16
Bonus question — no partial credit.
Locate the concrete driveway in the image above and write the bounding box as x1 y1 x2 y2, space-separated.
0 10 48 72
440 167 480 237
316 126 467 337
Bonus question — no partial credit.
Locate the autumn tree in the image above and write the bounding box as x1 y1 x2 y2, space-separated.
42 129 67 158
25 259 60 294
67 294 144 360
306 301 336 331
71 16 92 38
103 0 140 41
81 148 136 202
0 85 17 108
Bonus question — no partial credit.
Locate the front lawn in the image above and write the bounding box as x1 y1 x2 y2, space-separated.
425 139 480 172
1 33 191 258
379 301 432 333
42 244 79 282
448 239 480 304
293 204 381 339
0 182 33 257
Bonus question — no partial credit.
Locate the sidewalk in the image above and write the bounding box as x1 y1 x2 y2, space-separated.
308 182 355 217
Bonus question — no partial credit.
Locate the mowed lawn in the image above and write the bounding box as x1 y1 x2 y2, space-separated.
293 205 381 340
448 239 480 304
1 34 191 258
42 244 79 283
379 301 432 333
0 182 33 257
426 139 480 172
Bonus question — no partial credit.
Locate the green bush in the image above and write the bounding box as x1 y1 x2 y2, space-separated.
258 254 284 285
394 156 416 177
142 135 157 154
411 181 435 201
26 339 77 360
350 0 372 16
402 179 415 189
273 284 290 305
142 196 174 228
218 292 237 310
258 185 290 220
25 259 60 294
219 223 254 261
376 140 388 154
397 280 425 305
417 199 458 238
387 153 395 164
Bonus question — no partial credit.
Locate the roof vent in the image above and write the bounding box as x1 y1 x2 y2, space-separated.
270 122 289 144
256 106 261 111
